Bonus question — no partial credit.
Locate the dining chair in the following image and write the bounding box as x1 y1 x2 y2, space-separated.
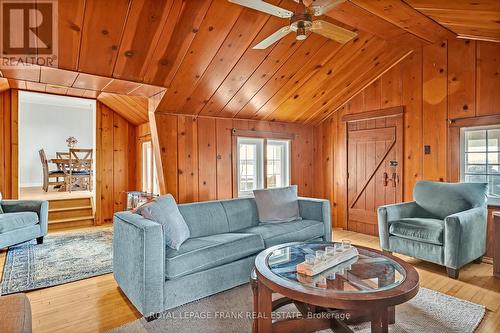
68 148 93 192
38 149 66 192
69 148 93 160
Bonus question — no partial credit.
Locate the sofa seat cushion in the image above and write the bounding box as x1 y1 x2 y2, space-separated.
0 212 39 233
165 233 264 279
389 218 444 245
240 219 324 247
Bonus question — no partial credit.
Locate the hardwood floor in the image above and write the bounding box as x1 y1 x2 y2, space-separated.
0 227 499 332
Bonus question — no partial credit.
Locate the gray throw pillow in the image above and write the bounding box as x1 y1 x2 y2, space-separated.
0 203 3 214
253 185 301 223
136 194 190 250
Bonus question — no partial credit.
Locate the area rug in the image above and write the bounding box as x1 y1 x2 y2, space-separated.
1 229 113 294
109 284 485 333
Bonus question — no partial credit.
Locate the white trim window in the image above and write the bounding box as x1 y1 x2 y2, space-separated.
461 125 500 204
141 141 160 195
236 137 291 197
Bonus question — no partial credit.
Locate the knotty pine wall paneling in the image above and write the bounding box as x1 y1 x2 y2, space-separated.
0 89 18 199
153 114 315 204
95 102 137 224
314 39 500 231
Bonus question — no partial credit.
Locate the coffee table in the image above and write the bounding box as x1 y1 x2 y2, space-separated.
252 242 419 333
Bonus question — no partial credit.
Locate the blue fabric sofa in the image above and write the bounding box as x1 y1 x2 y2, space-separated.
113 196 331 317
0 200 49 249
377 181 488 279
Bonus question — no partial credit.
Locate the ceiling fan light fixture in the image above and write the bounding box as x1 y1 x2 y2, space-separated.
296 27 307 40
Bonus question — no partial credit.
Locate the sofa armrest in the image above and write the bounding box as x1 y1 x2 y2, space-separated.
1 200 48 235
298 198 331 241
444 206 487 269
113 211 165 316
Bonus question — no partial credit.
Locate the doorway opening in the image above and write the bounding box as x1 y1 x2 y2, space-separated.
18 91 96 227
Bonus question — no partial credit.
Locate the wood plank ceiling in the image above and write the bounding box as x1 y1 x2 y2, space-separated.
405 0 500 42
0 0 498 125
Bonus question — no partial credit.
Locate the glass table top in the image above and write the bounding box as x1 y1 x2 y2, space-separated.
266 243 406 293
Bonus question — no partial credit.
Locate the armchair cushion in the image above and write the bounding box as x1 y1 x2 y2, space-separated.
389 218 444 245
414 181 487 220
0 212 39 233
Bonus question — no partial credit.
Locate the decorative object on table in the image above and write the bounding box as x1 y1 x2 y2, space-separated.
378 180 488 279
0 199 48 249
1 229 112 294
66 136 78 148
126 191 158 211
108 284 485 333
296 240 359 276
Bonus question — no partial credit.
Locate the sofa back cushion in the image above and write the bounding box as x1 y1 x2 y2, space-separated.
221 198 260 231
413 181 488 220
178 201 229 237
253 185 301 223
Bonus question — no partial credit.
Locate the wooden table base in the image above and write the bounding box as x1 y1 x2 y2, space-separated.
251 276 394 333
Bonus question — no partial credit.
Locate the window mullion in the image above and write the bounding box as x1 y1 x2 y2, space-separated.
263 139 268 189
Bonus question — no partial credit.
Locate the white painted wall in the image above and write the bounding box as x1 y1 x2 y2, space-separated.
18 91 96 187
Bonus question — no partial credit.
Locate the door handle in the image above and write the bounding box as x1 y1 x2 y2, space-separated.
383 172 398 187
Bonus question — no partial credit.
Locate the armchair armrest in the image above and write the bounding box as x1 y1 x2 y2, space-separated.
113 211 165 316
298 198 331 241
1 200 48 235
444 206 487 269
377 201 428 250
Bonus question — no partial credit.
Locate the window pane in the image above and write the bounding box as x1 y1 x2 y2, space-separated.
465 164 486 174
488 129 500 152
488 176 500 197
266 141 288 189
488 153 500 164
465 130 486 152
489 165 500 174
465 174 487 183
466 152 486 164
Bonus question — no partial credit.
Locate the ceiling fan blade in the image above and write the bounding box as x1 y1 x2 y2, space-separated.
309 0 347 16
310 20 357 44
253 26 292 49
229 0 293 18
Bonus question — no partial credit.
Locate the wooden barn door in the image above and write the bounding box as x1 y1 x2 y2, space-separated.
347 113 403 236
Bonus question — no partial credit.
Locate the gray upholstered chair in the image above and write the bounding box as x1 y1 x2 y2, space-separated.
0 199 49 249
378 181 488 279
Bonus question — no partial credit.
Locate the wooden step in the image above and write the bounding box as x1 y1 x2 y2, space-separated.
48 219 95 230
49 206 93 220
50 216 95 224
48 197 92 210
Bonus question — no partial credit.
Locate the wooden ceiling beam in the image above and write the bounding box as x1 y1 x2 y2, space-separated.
349 0 455 43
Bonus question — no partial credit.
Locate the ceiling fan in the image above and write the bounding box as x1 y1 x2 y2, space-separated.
229 0 357 49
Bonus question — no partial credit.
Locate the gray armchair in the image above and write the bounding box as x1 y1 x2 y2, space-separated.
378 181 488 279
0 200 49 249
